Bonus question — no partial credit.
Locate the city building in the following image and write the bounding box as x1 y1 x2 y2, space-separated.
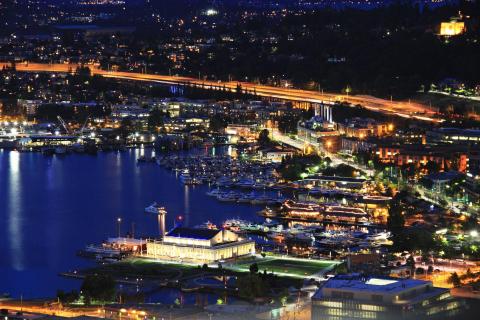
17 99 42 116
341 137 378 153
163 117 210 133
225 123 259 143
297 116 339 149
427 127 480 145
111 104 150 119
440 20 466 37
311 275 463 320
338 118 393 139
146 227 255 263
375 145 468 172
258 145 297 162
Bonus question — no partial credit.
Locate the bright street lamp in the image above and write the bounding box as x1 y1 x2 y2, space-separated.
117 217 122 238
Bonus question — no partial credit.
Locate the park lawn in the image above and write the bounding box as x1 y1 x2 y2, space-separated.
235 257 336 277
88 257 197 278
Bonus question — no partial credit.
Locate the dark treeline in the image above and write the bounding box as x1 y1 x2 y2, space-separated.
114 2 480 99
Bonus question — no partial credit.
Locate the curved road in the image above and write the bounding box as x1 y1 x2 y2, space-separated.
1 62 442 122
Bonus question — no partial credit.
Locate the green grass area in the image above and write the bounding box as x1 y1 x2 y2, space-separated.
86 257 336 281
86 257 196 279
233 257 336 277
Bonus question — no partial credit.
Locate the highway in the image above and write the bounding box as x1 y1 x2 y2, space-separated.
1 62 442 122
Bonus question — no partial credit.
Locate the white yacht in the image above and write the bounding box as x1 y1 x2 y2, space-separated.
145 202 164 214
366 231 391 241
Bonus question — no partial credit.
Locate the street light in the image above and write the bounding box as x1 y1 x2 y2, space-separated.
117 217 122 238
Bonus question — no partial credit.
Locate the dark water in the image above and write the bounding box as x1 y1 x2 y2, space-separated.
0 148 261 299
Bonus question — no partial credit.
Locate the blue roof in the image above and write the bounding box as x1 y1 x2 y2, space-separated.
166 227 220 240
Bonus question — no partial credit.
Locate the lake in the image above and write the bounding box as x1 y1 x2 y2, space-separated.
0 147 262 299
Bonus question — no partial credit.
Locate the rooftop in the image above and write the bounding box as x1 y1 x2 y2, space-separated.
308 175 368 183
166 227 220 240
319 275 431 294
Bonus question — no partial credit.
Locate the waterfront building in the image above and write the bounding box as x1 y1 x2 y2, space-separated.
280 200 370 224
311 274 463 320
302 175 368 190
225 123 259 143
146 227 255 263
258 145 297 162
17 135 78 148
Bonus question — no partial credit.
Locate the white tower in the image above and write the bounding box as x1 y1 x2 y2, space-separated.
157 206 167 238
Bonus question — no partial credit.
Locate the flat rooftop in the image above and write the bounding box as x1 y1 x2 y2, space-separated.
318 275 431 294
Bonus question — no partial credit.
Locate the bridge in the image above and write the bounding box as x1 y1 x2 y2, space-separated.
1 62 442 122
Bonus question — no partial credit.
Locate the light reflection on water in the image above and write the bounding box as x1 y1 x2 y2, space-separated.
184 184 190 226
7 151 24 271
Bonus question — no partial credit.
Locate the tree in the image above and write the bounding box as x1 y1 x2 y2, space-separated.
424 160 441 174
257 129 271 147
387 199 406 250
406 255 415 276
209 114 227 132
249 262 259 274
57 289 79 304
447 272 461 287
237 274 270 300
148 108 167 131
117 118 134 138
278 113 299 134
80 274 116 304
